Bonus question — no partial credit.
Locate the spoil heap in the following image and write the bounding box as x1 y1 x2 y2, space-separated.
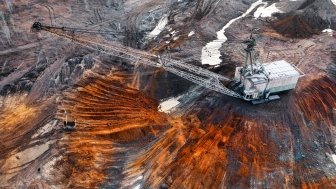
273 14 324 38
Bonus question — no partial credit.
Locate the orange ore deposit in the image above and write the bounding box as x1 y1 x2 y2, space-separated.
0 68 335 188
1 0 336 188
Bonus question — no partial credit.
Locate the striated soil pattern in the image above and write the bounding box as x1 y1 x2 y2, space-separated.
1 0 336 188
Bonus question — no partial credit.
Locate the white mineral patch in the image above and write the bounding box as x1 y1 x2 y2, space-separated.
254 3 283 18
148 16 168 38
201 0 266 66
158 97 180 113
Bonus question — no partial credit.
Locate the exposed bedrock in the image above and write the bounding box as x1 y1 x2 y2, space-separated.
0 0 336 188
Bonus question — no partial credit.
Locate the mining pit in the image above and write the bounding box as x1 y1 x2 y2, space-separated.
1 0 336 188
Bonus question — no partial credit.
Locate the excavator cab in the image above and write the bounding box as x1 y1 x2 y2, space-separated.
63 120 76 131
62 110 76 131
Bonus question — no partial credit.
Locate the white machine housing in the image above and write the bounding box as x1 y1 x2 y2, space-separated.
234 60 303 100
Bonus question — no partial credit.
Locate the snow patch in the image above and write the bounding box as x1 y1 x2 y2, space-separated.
330 154 336 164
254 3 283 18
32 120 58 138
323 29 334 33
322 28 334 36
158 97 180 113
326 153 336 165
332 0 336 6
201 0 266 66
148 16 168 38
188 31 195 37
133 184 141 189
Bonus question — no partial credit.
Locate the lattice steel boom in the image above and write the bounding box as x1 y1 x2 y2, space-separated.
32 22 242 99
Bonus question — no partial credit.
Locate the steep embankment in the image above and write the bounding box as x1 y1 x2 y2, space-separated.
272 0 336 38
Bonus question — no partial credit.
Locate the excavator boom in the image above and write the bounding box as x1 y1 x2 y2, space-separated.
32 22 242 99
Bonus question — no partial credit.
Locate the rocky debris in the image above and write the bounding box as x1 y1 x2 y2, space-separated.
272 0 336 39
0 55 48 95
272 14 323 38
57 56 93 85
47 54 95 95
329 50 336 77
298 0 336 28
0 67 15 79
1 0 336 188
0 54 94 98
